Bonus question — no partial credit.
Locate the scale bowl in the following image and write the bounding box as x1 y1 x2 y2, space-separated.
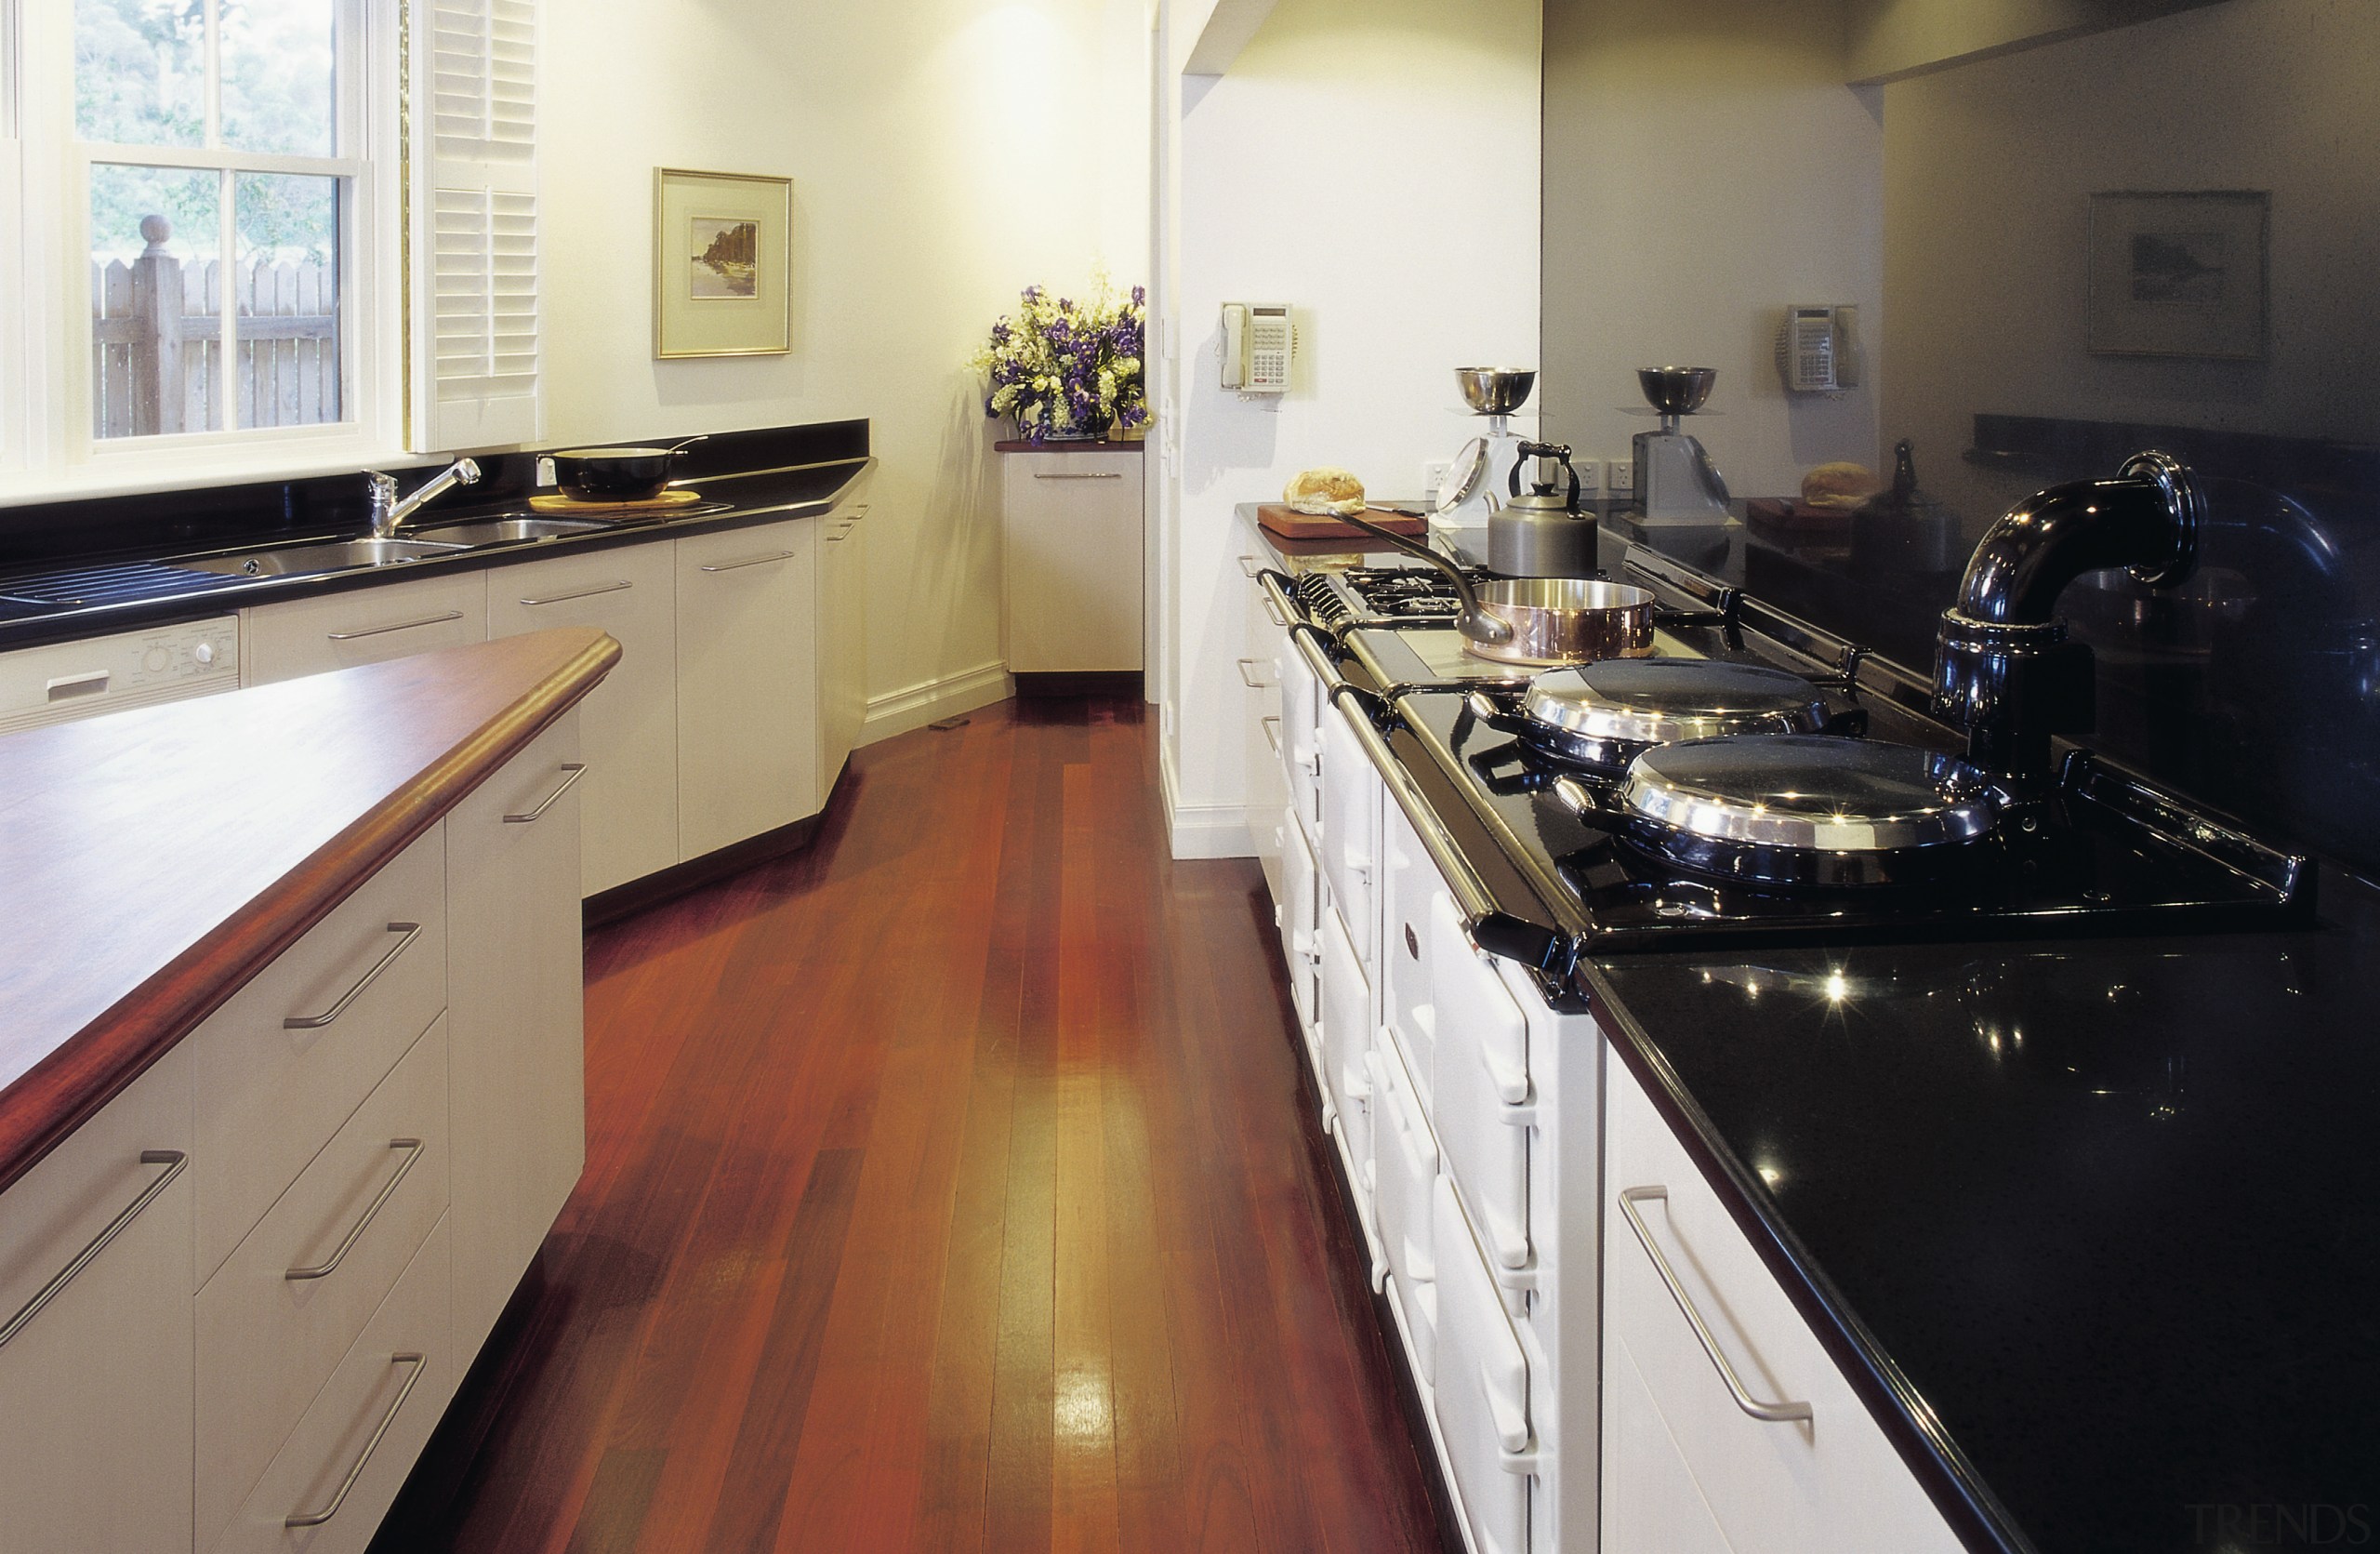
1456 367 1538 416
1637 366 1718 417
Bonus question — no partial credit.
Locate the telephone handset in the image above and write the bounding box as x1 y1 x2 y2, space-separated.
1222 303 1293 394
1776 305 1861 393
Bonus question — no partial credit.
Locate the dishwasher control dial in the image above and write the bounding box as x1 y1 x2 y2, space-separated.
143 646 171 673
193 642 216 667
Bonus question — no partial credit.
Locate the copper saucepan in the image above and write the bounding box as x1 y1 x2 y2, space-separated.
1334 511 1656 666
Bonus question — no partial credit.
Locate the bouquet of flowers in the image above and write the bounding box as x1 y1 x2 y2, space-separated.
972 273 1148 443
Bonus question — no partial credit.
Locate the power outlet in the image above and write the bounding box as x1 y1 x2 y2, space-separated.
1421 460 1452 501
1605 458 1634 495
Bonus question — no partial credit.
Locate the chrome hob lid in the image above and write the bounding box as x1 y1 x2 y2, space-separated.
1522 660 1831 748
1621 735 2005 854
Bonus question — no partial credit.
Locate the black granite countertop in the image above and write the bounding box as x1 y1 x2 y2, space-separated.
0 422 871 652
1242 505 2380 1553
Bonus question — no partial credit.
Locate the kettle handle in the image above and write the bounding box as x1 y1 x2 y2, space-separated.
1509 440 1582 511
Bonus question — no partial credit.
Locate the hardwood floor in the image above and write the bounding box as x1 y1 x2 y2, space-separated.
380 697 1444 1553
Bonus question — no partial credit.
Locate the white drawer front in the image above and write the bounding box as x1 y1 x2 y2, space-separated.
1368 1030 1438 1387
194 824 447 1282
243 571 488 686
1317 702 1378 970
1280 807 1322 1077
1433 1175 1534 1554
210 1215 455 1554
1318 905 1374 1189
196 1017 451 1549
1606 1056 1964 1554
1603 1329 1739 1554
1427 893 1531 1294
0 1049 194 1554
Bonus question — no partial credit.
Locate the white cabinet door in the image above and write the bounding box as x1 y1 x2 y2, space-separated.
1605 1054 1965 1554
445 713 587 1355
1368 1030 1438 1387
675 519 823 857
1318 905 1375 1219
1427 893 1532 1293
816 498 869 790
243 570 488 684
0 1048 193 1554
1382 798 1442 1114
1002 450 1144 672
1433 1175 1534 1554
1277 614 1323 836
486 542 680 895
1280 806 1321 1078
1318 700 1379 971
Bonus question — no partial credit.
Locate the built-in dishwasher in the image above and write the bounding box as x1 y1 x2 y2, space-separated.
0 617 242 736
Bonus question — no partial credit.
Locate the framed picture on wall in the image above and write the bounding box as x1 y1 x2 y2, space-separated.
2086 191 2268 360
654 168 793 358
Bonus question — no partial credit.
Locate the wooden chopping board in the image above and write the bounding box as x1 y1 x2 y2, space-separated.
1746 497 1854 534
529 489 707 515
1255 505 1426 541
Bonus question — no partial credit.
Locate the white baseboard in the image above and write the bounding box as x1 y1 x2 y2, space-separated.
1160 742 1255 859
861 661 1014 745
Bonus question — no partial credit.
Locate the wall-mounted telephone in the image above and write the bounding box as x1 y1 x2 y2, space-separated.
1222 303 1293 394
1776 305 1861 393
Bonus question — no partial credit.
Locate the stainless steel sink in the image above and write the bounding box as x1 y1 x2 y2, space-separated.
415 515 617 546
176 537 469 578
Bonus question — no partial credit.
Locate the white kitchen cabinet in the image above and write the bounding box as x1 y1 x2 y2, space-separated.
1280 805 1322 1078
675 519 823 858
817 497 870 790
195 1017 451 1549
444 711 587 1356
210 1216 456 1554
1604 1333 1738 1554
1318 905 1376 1233
1319 697 1380 974
486 543 679 895
1603 1052 1964 1554
0 1047 193 1554
242 570 488 684
1368 1029 1438 1387
1001 448 1144 673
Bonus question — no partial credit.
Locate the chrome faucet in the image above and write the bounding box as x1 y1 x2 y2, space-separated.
366 458 483 539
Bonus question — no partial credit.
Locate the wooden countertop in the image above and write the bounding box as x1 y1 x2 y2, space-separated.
0 627 621 1193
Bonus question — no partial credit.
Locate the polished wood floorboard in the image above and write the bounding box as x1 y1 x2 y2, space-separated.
394 697 1442 1553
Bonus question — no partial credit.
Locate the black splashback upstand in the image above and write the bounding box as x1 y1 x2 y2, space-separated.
0 419 871 577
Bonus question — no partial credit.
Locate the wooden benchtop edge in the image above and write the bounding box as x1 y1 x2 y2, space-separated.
0 627 622 1195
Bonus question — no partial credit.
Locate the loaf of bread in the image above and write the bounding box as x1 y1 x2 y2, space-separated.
1801 461 1882 511
1283 467 1367 516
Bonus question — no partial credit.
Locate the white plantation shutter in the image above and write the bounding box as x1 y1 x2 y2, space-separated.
410 0 541 451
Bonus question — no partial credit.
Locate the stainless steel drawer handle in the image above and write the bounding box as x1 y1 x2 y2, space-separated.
284 1352 427 1527
699 549 799 573
1260 591 1289 628
286 1140 424 1282
1237 554 1263 578
1236 657 1273 690
503 763 588 824
325 610 465 642
519 579 632 607
1262 715 1282 754
1619 1186 1813 1424
284 923 423 1030
1032 472 1124 481
0 1150 186 1351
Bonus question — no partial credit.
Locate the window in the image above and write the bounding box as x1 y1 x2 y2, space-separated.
74 0 364 444
0 0 539 491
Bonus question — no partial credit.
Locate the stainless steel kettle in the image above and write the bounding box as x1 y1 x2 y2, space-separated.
1489 442 1599 578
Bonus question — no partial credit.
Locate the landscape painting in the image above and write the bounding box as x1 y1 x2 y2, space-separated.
2087 191 2268 359
690 217 760 300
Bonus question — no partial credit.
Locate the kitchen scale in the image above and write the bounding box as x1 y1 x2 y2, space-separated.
1434 366 1537 525
1627 366 1734 525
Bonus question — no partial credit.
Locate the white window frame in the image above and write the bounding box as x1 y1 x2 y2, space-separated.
2 0 411 501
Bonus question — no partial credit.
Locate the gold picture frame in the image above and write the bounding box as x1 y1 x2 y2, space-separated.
654 168 793 359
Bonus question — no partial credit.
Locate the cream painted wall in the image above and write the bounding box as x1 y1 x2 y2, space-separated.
1844 0 2226 83
1540 0 1883 503
1158 0 1541 852
1879 0 2380 531
539 0 1150 728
